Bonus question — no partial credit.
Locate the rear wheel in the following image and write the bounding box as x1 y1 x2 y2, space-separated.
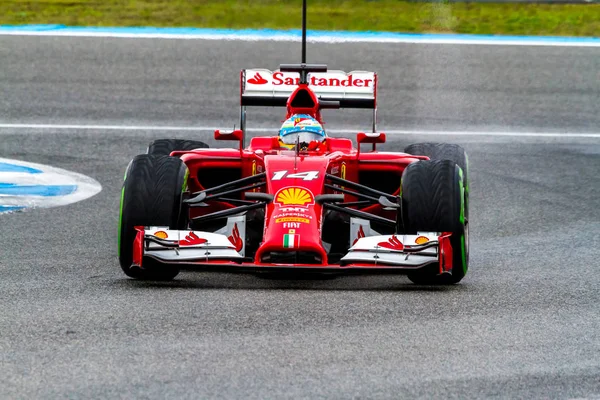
118 154 189 280
147 139 209 156
400 160 468 284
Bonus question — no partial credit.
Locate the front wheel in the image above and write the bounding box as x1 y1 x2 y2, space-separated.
118 154 189 280
400 160 468 284
404 142 469 219
147 139 209 156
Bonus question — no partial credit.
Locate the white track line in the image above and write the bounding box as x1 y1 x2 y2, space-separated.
1 123 600 138
0 123 210 131
1 30 600 47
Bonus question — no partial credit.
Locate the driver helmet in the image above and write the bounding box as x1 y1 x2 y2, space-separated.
278 114 326 150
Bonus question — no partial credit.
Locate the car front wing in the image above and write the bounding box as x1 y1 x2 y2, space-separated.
132 227 453 275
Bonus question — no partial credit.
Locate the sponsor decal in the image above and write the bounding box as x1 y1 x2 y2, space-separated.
272 170 319 181
251 161 259 192
278 207 313 213
273 213 312 220
275 187 314 207
153 231 168 239
180 232 208 247
294 116 312 126
247 72 268 85
273 206 314 229
377 235 404 251
415 236 429 245
271 72 373 88
228 223 243 252
330 162 347 191
283 233 300 249
275 217 310 224
353 225 365 245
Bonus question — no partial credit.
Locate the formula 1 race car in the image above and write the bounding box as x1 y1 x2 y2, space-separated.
117 3 470 285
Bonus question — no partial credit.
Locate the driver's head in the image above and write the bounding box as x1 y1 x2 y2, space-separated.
278 114 326 150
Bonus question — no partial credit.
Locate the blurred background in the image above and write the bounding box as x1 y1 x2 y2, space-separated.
1 0 599 36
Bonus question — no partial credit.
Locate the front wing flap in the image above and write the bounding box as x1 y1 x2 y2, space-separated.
341 233 452 274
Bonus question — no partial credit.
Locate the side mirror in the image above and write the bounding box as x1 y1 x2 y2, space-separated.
357 132 386 152
214 129 243 141
215 129 244 151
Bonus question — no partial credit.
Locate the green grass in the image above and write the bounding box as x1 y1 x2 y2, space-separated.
2 0 600 36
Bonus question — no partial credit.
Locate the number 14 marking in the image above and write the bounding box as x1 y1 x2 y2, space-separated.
272 170 319 181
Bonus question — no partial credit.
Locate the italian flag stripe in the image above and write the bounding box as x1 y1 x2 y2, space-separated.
283 234 300 249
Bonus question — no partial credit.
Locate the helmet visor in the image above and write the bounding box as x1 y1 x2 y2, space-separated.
280 131 324 145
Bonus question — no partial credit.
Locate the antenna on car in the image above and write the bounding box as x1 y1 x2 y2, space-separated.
298 0 309 84
279 0 327 85
301 0 307 65
294 135 300 169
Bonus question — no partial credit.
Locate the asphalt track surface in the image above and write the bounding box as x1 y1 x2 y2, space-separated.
1 36 600 399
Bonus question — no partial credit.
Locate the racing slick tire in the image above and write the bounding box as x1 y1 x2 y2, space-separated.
118 154 189 280
399 160 468 284
403 142 469 217
147 139 209 156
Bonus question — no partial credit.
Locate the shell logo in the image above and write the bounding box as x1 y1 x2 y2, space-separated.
275 187 314 206
415 236 429 245
154 231 168 239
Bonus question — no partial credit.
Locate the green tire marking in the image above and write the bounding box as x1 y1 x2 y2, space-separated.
461 234 467 275
118 161 131 257
458 166 465 225
123 159 132 181
457 166 467 275
464 151 469 194
117 185 125 257
182 168 189 192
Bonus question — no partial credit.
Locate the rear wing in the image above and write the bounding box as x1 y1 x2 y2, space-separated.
241 69 377 109
238 69 378 136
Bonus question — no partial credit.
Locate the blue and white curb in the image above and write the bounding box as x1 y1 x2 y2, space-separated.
0 157 102 214
1 25 600 47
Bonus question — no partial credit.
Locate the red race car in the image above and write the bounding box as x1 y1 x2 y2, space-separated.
118 63 469 284
117 4 469 285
